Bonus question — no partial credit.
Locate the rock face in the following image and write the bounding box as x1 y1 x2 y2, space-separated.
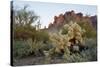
90 15 97 29
48 10 97 31
49 14 64 28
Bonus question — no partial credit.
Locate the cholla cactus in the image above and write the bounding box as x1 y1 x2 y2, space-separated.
49 21 85 54
63 21 85 45
50 33 69 53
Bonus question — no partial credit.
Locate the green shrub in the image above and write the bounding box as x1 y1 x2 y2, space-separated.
77 21 96 38
35 30 50 42
61 26 68 35
13 40 31 58
62 38 97 63
13 37 52 59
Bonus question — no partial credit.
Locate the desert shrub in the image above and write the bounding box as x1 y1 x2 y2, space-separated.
14 26 36 40
14 25 50 43
61 26 68 35
13 40 31 58
26 38 52 56
35 30 50 43
13 39 52 59
63 53 80 63
82 39 97 61
13 25 51 58
62 38 97 63
77 21 96 38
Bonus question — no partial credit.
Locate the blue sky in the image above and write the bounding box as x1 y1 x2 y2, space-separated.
13 1 97 28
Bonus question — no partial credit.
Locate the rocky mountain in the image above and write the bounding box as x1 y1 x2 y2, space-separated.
48 10 97 31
